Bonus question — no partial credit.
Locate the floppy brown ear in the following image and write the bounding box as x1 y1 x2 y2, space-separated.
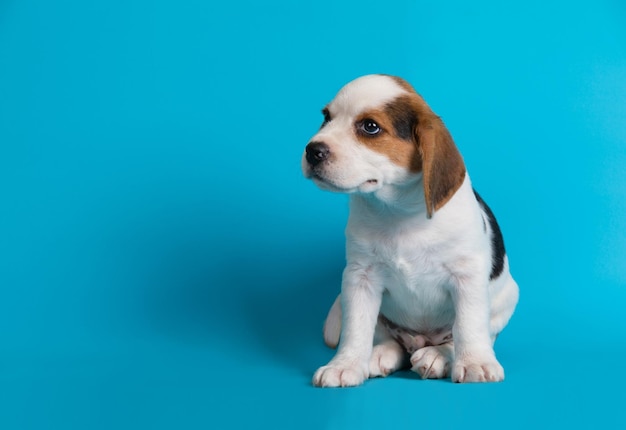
415 115 466 218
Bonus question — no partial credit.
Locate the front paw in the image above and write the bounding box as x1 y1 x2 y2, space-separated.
312 361 367 388
452 353 504 383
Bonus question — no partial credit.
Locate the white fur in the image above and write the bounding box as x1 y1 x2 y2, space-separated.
302 75 412 194
303 75 519 387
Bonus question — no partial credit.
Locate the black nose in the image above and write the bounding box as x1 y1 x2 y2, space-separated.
305 141 330 166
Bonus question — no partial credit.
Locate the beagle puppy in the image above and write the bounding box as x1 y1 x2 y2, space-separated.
301 75 519 387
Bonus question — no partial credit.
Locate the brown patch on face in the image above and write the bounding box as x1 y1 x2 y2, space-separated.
354 85 466 217
385 75 417 94
353 96 423 172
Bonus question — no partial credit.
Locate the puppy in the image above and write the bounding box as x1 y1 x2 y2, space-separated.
301 75 519 387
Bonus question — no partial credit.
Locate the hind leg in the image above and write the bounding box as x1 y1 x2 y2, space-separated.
369 322 408 378
410 342 454 379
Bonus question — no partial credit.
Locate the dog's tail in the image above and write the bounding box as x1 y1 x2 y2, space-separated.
323 294 342 348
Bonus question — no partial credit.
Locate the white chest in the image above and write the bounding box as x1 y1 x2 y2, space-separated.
348 226 457 332
344 179 488 334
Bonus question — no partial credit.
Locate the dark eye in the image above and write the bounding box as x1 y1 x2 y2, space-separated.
361 119 381 135
321 108 331 127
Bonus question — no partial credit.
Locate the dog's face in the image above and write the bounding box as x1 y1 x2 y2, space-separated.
302 74 466 217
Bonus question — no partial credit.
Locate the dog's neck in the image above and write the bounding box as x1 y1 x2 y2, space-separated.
350 175 428 219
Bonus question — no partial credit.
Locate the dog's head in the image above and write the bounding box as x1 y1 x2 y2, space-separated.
302 74 466 218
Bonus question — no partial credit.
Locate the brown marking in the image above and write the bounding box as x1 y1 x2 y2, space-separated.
416 113 466 218
384 74 416 94
354 77 466 217
353 100 422 173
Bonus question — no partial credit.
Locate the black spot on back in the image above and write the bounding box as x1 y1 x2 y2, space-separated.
473 190 505 280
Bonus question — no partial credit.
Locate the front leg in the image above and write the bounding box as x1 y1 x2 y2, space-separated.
313 264 382 387
450 271 504 383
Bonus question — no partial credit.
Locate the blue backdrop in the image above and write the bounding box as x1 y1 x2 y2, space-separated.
1 0 625 428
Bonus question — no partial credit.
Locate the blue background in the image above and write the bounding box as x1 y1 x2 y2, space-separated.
1 0 625 428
